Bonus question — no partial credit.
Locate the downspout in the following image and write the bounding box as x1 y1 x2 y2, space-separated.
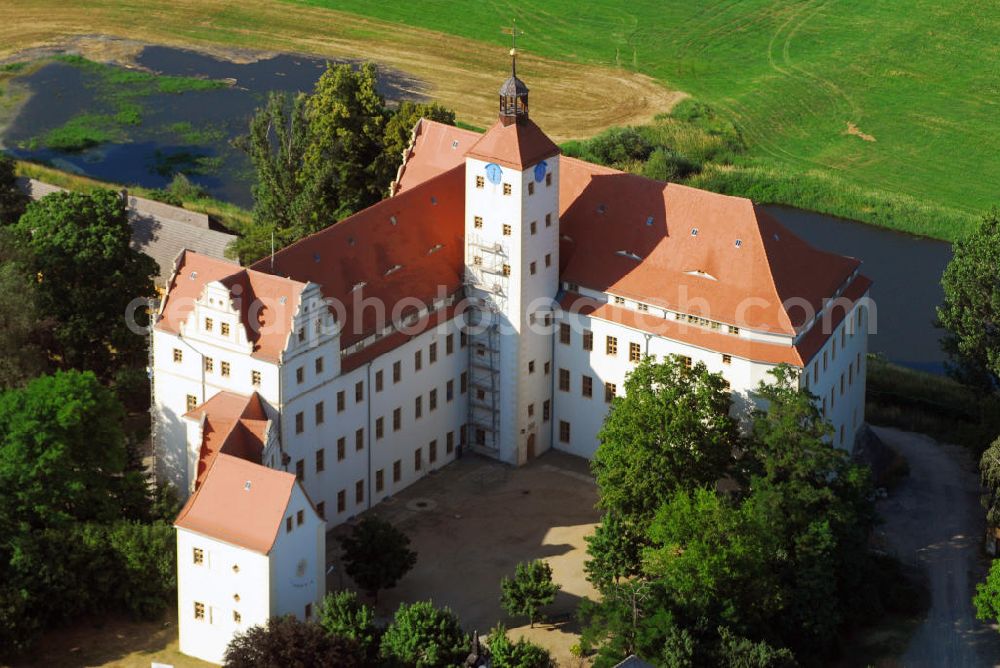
549 310 557 449
366 361 373 511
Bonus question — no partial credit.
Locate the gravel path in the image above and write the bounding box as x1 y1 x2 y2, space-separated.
874 426 1000 667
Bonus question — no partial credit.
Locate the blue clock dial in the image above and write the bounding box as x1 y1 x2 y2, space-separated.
534 161 548 183
485 163 503 185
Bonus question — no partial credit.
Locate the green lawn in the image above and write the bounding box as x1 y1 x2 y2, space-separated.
292 0 999 239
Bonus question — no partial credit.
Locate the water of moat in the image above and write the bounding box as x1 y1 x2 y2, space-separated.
1 44 424 207
0 46 951 373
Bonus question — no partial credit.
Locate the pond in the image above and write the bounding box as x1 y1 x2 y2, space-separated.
1 45 425 207
766 205 952 375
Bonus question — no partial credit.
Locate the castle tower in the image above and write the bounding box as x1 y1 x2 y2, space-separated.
462 47 561 465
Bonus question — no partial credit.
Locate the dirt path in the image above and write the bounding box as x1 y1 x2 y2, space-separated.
874 426 1000 667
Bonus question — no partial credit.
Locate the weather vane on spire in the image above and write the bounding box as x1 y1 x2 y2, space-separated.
502 20 524 76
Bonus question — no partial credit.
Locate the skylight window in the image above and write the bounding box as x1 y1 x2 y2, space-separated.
734 239 742 248
390 215 398 225
597 204 607 214
690 228 699 236
384 264 403 276
352 281 367 292
313 252 321 263
616 250 643 261
430 196 438 205
427 243 444 254
244 480 252 491
189 271 198 280
645 216 654 226
451 139 459 149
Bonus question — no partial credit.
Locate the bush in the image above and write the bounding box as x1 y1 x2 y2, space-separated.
167 172 208 201
225 615 365 667
642 147 700 182
380 600 468 668
487 624 555 668
318 590 380 663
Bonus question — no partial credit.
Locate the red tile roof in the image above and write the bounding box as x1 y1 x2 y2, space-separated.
184 391 269 489
156 251 307 362
465 118 560 170
394 119 481 194
251 166 466 349
175 453 296 554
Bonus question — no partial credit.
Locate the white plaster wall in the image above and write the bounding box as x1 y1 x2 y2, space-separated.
269 484 326 620
176 529 270 665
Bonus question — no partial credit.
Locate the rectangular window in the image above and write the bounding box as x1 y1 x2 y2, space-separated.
545 213 552 227
823 350 828 371
530 221 537 235
234 610 242 624
583 330 593 351
355 381 364 402
194 602 205 620
813 361 819 383
528 360 536 374
221 322 230 337
840 373 845 396
446 431 455 454
723 354 733 365
629 342 641 362
337 390 345 412
560 323 571 345
375 369 384 392
503 183 512 195
613 296 625 305
414 448 422 471
606 336 618 356
546 173 552 187
528 181 535 195
543 400 550 422
393 407 401 431
415 396 422 419
502 263 511 276
298 327 305 343
429 342 438 364
429 389 438 411
376 469 385 493
296 367 304 384
544 361 550 375
376 417 384 439
204 317 213 331
393 361 401 383
605 382 616 403
295 412 304 434
461 372 468 393
251 369 261 386
337 437 346 461
729 325 740 335
193 547 204 565
680 355 693 369
474 215 483 228
356 428 364 451
446 379 454 401
530 261 536 275
315 401 325 425
315 356 324 374
186 394 198 412
296 509 304 526
446 334 454 355
559 420 571 443
337 490 346 513
429 440 438 463
286 516 293 532
637 303 649 312
356 480 364 504
414 350 422 372
476 175 484 188
393 460 401 482
316 502 325 520
173 348 183 363
559 368 570 392
295 459 304 481
545 253 551 267
582 375 593 398
204 357 213 372
461 332 468 348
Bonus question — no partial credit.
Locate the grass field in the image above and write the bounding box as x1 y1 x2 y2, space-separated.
1 0 995 240
295 0 999 239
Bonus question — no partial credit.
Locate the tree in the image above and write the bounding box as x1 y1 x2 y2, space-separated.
318 590 380 663
487 624 555 668
937 207 1000 389
340 516 417 603
232 91 333 262
14 190 156 378
224 614 365 668
0 228 47 389
379 600 468 668
716 627 795 668
975 559 1000 626
0 370 130 534
981 436 1000 526
104 521 176 619
500 560 561 628
592 355 738 529
380 100 455 176
584 511 643 593
0 153 27 225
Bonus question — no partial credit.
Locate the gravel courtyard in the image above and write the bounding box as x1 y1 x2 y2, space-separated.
326 449 601 665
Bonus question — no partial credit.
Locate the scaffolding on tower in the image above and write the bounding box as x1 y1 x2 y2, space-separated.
463 234 509 455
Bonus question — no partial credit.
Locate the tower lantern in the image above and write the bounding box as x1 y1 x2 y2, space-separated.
499 25 529 125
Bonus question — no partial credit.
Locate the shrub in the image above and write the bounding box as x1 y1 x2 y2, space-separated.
487 624 555 668
642 147 700 182
380 601 468 668
225 615 365 667
317 590 380 662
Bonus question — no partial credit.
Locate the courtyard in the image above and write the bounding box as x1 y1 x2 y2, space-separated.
326 449 602 665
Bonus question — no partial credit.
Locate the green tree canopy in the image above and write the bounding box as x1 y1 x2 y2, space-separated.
340 515 417 603
592 355 738 528
379 600 468 668
317 590 380 663
500 559 561 628
981 436 1000 526
487 624 555 668
0 153 27 226
937 207 1000 389
0 370 131 533
584 510 643 593
14 189 155 378
974 558 1000 627
0 228 47 389
224 615 365 668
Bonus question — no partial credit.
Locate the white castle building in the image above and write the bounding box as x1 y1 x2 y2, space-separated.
156 53 871 663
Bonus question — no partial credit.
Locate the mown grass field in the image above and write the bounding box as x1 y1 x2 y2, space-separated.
294 0 999 240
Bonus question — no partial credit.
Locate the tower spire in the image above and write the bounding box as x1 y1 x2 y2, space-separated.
499 20 529 126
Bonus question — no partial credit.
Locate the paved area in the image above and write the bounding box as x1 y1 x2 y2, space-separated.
874 426 1000 667
327 450 600 665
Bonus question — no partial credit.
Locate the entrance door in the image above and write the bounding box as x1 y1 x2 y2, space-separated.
526 433 536 460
